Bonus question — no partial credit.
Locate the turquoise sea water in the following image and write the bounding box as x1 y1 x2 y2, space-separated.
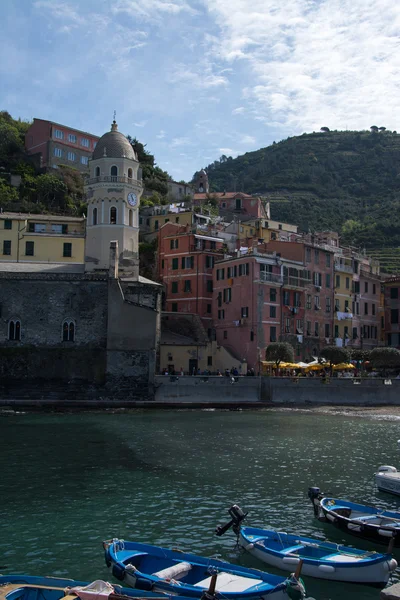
1 408 400 600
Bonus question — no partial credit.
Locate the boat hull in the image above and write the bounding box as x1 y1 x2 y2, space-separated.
375 473 400 497
104 539 302 600
238 531 393 586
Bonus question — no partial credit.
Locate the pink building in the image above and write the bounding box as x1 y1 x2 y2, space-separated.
25 118 99 172
158 223 224 330
212 250 282 369
193 191 267 219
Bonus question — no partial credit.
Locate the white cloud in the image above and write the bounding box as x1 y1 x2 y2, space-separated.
171 137 191 147
232 106 245 115
133 121 147 127
205 0 400 133
156 129 166 139
241 134 256 144
112 0 197 22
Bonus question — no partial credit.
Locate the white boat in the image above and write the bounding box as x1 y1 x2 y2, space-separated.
216 505 397 587
375 465 400 496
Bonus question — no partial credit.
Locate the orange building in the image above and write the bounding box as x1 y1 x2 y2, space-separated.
158 223 224 331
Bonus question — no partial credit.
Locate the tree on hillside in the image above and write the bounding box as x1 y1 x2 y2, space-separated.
378 127 386 132
370 125 379 133
265 342 294 367
320 346 350 369
320 127 330 133
370 347 400 370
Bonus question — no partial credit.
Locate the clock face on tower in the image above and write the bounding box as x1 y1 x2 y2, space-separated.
127 192 137 207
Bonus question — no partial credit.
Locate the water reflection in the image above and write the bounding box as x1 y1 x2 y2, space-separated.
1 409 399 600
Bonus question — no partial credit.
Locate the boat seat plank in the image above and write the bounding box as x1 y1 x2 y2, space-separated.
281 545 303 555
193 573 265 592
325 554 362 563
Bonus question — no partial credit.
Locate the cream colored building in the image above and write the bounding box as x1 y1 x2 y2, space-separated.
160 313 246 374
238 218 298 243
85 119 142 275
0 213 85 264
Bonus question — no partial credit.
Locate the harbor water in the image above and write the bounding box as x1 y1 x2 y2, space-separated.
1 408 400 600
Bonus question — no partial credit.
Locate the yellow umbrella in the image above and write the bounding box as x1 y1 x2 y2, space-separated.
333 363 355 370
304 363 325 372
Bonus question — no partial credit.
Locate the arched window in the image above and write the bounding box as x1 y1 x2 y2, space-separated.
110 165 118 181
129 209 133 227
110 207 117 224
95 166 100 177
93 207 98 225
62 320 75 342
128 168 133 179
9 320 21 341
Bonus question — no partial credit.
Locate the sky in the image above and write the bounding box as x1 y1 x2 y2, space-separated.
2 0 400 182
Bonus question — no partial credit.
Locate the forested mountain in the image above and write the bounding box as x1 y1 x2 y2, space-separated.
195 129 400 259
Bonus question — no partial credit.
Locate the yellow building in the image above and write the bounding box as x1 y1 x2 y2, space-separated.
140 210 193 241
0 213 85 265
238 218 298 243
333 254 354 343
160 312 246 374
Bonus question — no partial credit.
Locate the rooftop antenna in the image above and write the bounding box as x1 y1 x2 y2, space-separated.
113 110 116 123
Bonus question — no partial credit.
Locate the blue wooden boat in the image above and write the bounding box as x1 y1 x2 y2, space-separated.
308 486 400 546
103 539 306 600
0 575 191 600
215 504 397 586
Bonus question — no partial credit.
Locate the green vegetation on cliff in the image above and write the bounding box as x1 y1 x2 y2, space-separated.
196 129 400 256
0 111 171 215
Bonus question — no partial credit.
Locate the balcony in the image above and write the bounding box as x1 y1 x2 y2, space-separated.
259 272 283 284
86 175 142 187
334 261 353 274
190 245 224 254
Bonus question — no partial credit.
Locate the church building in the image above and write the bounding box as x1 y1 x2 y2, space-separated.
0 120 162 402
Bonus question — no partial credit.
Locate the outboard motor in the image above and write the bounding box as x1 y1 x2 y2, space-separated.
215 504 248 537
308 487 323 517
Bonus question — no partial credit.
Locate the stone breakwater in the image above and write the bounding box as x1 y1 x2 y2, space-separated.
0 375 400 408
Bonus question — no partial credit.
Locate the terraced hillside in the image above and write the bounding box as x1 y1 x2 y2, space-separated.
195 129 400 260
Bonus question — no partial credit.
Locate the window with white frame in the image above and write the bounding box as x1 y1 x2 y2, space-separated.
81 156 88 165
54 129 63 139
81 138 90 147
67 151 75 161
54 148 62 157
68 134 77 143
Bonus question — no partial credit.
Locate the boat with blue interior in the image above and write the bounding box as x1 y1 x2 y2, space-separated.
215 504 397 586
308 487 400 546
103 539 306 600
0 575 188 600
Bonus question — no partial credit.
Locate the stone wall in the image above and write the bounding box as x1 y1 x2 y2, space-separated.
0 275 108 347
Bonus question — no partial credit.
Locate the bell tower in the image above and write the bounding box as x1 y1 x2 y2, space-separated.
84 119 142 277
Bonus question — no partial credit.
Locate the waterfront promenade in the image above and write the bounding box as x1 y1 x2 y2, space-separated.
0 375 399 408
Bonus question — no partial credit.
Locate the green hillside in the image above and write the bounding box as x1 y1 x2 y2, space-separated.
0 111 170 215
195 129 400 261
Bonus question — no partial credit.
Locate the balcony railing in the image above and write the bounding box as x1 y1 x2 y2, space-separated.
260 272 283 284
86 175 142 187
190 245 224 253
334 262 353 274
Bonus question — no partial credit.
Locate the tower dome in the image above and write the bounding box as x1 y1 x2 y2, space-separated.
92 120 137 161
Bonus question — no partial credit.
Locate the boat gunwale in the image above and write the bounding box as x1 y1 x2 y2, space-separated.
239 528 391 568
